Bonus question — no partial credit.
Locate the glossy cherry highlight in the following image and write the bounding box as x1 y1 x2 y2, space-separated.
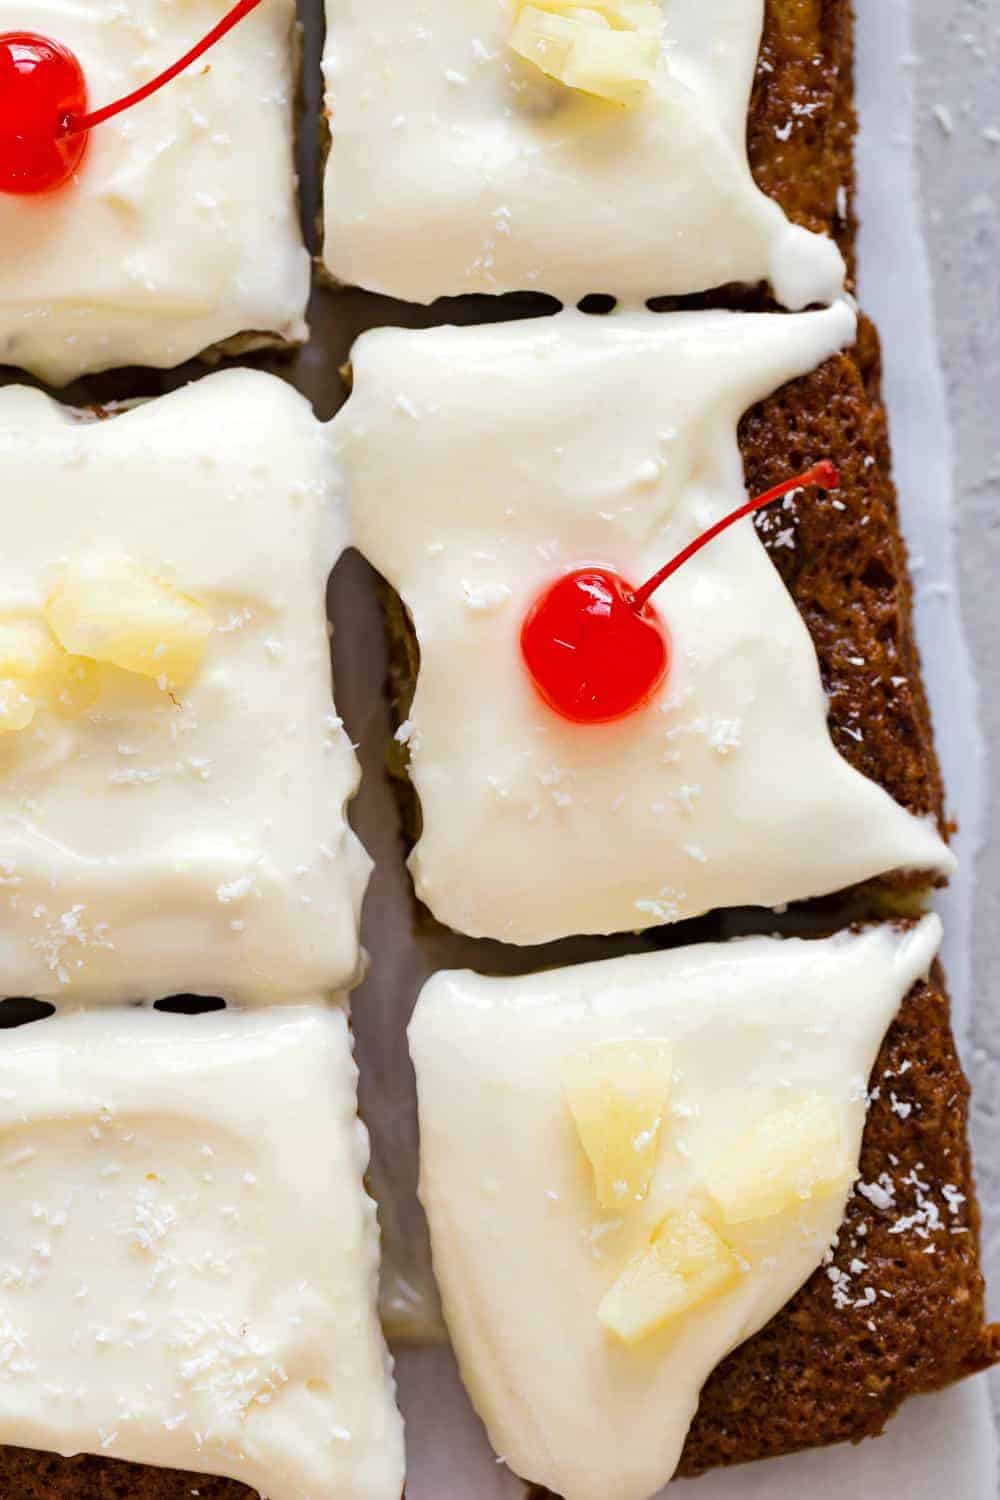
520 460 840 726
0 0 264 195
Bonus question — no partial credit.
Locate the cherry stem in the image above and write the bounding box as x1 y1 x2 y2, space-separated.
629 459 840 612
65 0 265 135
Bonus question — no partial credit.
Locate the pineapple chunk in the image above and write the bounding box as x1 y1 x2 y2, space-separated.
520 0 661 21
45 557 213 689
705 1094 850 1225
0 617 98 723
509 0 662 105
563 1038 672 1210
0 617 61 682
45 654 100 716
0 678 36 734
598 1208 739 1344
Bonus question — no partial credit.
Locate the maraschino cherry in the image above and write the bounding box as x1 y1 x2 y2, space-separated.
0 0 264 195
521 460 840 725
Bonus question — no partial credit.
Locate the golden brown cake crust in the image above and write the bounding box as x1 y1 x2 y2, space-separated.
0 1449 253 1499
749 0 857 283
747 319 947 840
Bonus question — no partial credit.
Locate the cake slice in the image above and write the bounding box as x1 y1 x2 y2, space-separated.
0 0 309 386
0 372 369 1004
335 305 952 945
409 917 997 1498
0 1002 404 1500
321 0 850 307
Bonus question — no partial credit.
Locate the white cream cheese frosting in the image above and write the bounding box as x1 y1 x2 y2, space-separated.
0 371 370 1003
336 306 953 946
321 0 845 309
410 915 943 1500
0 1002 405 1500
0 0 309 386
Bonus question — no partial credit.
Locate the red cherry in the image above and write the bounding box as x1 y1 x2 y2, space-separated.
0 0 264 197
521 567 670 725
0 33 88 195
521 460 840 725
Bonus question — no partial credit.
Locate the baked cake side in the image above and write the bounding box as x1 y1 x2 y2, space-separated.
0 1450 254 1499
748 0 858 284
747 318 947 847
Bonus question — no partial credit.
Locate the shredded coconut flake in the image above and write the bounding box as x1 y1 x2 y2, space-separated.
461 580 512 613
216 877 254 906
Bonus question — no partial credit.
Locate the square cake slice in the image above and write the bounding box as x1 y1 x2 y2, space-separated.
321 0 849 308
409 917 997 1499
0 0 309 386
336 305 952 946
0 371 369 1004
0 1003 405 1500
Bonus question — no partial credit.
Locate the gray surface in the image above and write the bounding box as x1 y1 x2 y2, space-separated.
912 0 1000 1383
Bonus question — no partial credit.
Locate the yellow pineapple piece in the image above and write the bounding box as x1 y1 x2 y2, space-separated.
598 1208 739 1344
0 678 36 734
518 0 659 18
0 617 59 682
46 654 100 716
563 1038 672 1210
45 557 213 689
509 0 662 105
705 1094 851 1225
0 617 98 724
